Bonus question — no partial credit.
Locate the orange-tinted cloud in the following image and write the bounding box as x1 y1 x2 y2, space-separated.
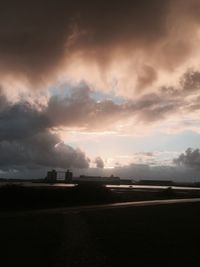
1 0 200 96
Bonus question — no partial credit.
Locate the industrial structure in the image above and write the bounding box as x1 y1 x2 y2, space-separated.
73 174 121 185
46 169 73 183
45 170 120 185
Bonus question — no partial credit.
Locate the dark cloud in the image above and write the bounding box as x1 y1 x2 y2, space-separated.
0 85 177 173
174 148 200 168
0 0 195 88
74 0 169 49
136 65 157 91
159 70 200 113
81 162 199 182
0 1 72 81
0 91 89 171
180 70 200 93
0 101 49 141
1 1 200 177
0 1 163 72
0 72 200 175
46 85 123 129
45 86 181 128
94 157 104 169
125 92 179 122
0 89 9 112
0 76 193 141
0 131 89 171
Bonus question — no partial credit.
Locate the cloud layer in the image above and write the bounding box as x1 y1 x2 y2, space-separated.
1 1 200 177
94 157 104 169
0 92 89 172
174 148 200 168
1 0 200 95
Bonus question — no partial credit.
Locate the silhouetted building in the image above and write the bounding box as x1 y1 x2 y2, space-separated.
65 170 73 182
45 170 121 185
46 169 57 182
45 169 73 183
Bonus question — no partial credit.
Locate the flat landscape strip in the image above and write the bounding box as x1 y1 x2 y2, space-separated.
1 198 200 218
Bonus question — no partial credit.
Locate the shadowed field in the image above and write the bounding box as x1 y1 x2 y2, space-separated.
1 183 200 211
1 202 200 267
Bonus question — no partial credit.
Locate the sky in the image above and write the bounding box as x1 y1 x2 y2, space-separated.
1 0 200 180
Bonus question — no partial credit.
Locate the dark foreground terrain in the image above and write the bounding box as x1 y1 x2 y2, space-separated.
0 183 200 211
1 184 200 266
1 201 200 267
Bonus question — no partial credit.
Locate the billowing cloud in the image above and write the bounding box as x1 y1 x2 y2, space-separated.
0 91 89 171
94 157 104 169
0 132 89 171
174 148 200 168
0 75 198 138
2 1 200 177
1 70 200 134
0 101 49 141
44 82 182 132
1 0 200 96
0 1 167 83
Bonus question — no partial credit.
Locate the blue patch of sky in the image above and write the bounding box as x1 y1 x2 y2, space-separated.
48 83 74 98
49 81 126 104
90 90 126 104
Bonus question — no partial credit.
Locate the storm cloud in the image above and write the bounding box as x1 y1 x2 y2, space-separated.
0 1 168 80
94 157 104 169
0 132 89 170
0 91 90 171
174 148 200 168
0 0 200 94
0 77 194 138
0 85 175 173
0 70 199 174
